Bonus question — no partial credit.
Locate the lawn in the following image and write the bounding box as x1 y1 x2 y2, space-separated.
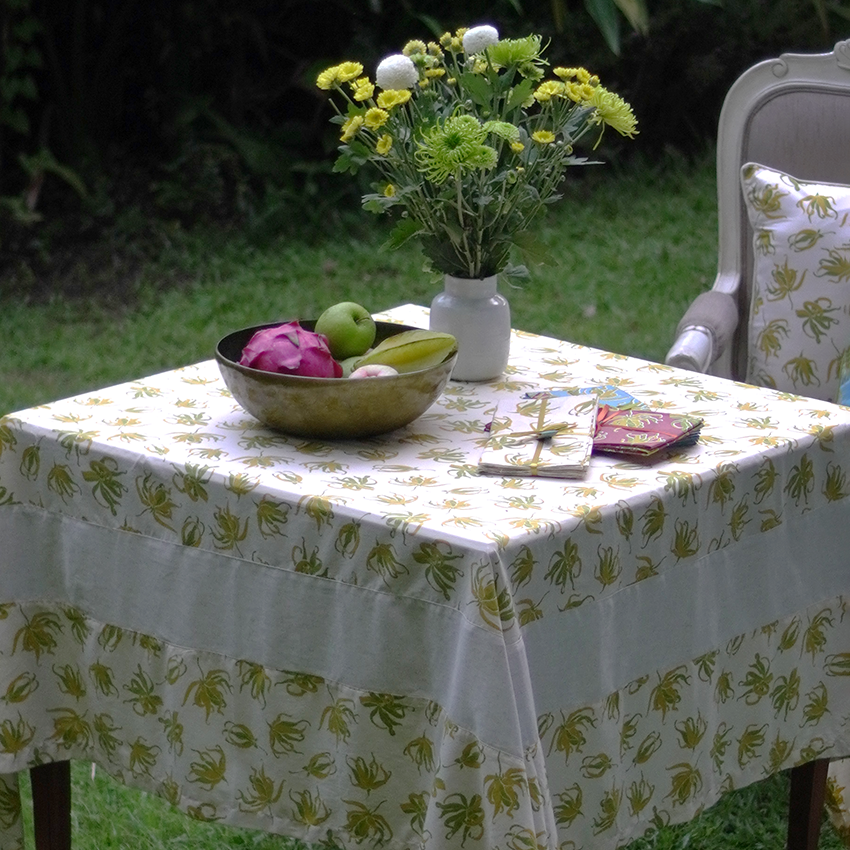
1 151 716 416
4 150 846 848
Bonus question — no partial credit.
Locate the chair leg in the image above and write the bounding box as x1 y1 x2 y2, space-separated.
787 758 829 850
30 761 72 850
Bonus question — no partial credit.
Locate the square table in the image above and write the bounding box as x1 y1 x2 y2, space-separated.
2 304 849 850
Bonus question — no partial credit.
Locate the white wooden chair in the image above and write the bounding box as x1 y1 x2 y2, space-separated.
665 38 850 850
666 38 850 394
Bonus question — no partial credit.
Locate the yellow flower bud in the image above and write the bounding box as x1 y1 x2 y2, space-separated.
340 114 364 142
351 77 375 101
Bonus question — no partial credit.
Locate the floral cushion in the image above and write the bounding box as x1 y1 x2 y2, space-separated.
741 163 850 401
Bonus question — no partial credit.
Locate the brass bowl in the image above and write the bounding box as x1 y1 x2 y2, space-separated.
215 321 457 439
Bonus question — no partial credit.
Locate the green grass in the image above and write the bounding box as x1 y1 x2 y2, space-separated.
1 151 717 416
5 150 845 847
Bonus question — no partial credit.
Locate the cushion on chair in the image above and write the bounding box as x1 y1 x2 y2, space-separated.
740 162 850 401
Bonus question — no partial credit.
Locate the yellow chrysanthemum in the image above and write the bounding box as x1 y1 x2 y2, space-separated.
589 86 639 138
403 40 427 57
533 80 565 102
427 41 444 58
564 82 586 104
510 141 525 153
316 61 364 90
531 129 556 144
425 68 446 79
383 183 396 197
340 114 364 142
364 107 389 130
376 89 412 109
376 134 393 155
554 66 591 84
351 77 375 101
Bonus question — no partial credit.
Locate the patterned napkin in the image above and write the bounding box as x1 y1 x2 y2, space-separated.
523 386 703 458
478 394 597 478
592 405 703 456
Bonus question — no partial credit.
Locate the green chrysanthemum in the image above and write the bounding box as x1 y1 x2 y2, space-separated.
415 115 498 184
487 35 544 79
483 120 520 144
589 86 639 138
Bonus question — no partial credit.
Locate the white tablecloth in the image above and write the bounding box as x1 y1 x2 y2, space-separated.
2 305 849 850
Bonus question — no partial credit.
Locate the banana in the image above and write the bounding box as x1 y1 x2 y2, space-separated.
353 329 457 374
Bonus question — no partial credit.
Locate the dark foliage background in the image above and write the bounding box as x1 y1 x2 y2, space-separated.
1 0 847 289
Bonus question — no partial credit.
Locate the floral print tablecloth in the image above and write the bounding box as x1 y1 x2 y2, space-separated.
2 304 850 850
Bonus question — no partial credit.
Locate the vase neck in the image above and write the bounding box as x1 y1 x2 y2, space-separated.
443 274 498 298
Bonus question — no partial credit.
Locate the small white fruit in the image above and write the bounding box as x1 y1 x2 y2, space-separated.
349 364 399 379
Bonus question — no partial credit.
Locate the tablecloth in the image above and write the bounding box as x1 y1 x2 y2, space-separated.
1 304 849 850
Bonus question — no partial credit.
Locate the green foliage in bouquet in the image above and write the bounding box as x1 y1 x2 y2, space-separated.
317 25 638 280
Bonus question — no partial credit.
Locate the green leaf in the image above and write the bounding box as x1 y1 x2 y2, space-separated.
459 73 493 109
383 217 425 252
506 79 535 111
511 229 556 266
613 0 649 35
19 149 87 198
584 0 622 54
503 264 531 284
333 152 358 175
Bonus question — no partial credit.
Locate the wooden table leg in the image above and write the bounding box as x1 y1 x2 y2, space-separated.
787 758 829 850
30 761 71 850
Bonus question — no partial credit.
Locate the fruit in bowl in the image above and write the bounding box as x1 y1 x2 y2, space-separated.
314 301 377 360
237 301 456 380
239 322 343 377
216 317 458 439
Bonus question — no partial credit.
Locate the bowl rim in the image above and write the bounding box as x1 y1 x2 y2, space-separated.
215 320 457 383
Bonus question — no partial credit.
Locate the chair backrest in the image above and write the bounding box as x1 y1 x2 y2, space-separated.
714 39 850 386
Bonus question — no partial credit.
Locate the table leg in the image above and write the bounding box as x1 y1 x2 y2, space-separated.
30 761 71 850
787 758 829 850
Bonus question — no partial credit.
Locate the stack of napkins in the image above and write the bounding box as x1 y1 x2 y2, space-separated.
478 395 598 478
592 405 703 456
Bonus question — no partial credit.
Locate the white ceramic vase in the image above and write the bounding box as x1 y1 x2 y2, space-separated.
429 274 511 381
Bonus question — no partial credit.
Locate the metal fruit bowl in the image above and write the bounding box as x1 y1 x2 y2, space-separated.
215 321 457 439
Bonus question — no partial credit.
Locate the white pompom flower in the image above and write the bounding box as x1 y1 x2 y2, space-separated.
462 25 499 54
375 54 419 90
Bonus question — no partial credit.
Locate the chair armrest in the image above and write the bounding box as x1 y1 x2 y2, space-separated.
665 291 739 373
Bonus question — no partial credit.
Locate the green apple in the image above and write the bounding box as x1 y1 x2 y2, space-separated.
315 301 376 360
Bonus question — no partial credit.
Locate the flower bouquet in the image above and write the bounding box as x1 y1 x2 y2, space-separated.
317 24 638 281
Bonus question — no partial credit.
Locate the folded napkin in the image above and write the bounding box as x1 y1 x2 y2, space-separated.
478 395 597 478
592 405 703 457
523 386 703 458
